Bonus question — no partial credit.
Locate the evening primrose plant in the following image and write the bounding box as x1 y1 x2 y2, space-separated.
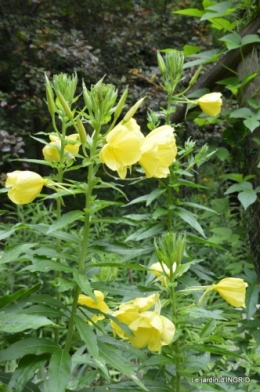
0 53 252 392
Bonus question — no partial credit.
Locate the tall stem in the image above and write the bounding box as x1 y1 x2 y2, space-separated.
54 119 66 345
166 90 173 232
170 285 181 392
64 127 100 352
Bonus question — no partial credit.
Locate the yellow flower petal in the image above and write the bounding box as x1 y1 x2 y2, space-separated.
214 277 248 308
198 93 222 116
43 134 81 162
99 119 143 178
6 171 46 205
78 290 109 323
139 125 177 178
128 311 175 352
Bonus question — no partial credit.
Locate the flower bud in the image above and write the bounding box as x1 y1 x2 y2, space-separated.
56 91 74 120
45 74 56 116
76 118 87 144
5 171 46 205
114 86 128 120
157 51 166 75
154 232 186 269
197 92 222 116
122 97 145 123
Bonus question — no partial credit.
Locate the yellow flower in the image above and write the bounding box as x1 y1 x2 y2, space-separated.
128 311 175 351
139 125 177 178
99 118 144 179
111 304 140 339
42 134 81 162
197 93 222 116
214 278 248 308
78 290 109 323
5 171 46 205
149 262 176 286
110 293 159 338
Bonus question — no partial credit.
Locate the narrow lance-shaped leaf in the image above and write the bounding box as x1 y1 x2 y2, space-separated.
46 349 71 392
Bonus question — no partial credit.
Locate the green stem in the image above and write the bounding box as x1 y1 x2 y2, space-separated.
170 285 181 392
54 120 66 345
166 90 174 232
64 126 100 352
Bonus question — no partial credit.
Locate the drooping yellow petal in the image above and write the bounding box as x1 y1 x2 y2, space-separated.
214 277 248 308
198 93 222 116
6 171 46 205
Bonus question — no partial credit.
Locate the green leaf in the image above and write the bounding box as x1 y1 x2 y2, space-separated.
74 316 99 358
186 344 243 358
98 341 148 391
210 17 236 31
0 313 55 333
0 338 58 363
23 305 65 318
184 49 219 68
9 354 48 392
30 224 80 243
124 195 148 206
0 372 41 392
181 202 218 214
73 272 95 300
0 243 38 265
0 224 28 241
47 349 71 392
0 283 41 309
173 8 204 17
229 107 252 118
76 380 171 391
47 210 83 234
124 223 163 242
91 282 148 298
215 147 230 161
246 283 260 319
238 190 257 209
21 259 74 273
29 294 68 310
241 34 260 46
199 319 217 338
243 117 260 132
201 1 236 21
183 45 201 56
146 188 166 206
224 181 253 194
183 307 226 320
174 207 206 238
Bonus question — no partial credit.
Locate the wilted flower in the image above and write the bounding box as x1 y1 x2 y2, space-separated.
128 311 175 351
78 290 109 323
5 171 46 205
99 118 144 179
149 261 176 286
42 134 81 162
214 278 248 308
139 125 177 178
197 93 222 116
